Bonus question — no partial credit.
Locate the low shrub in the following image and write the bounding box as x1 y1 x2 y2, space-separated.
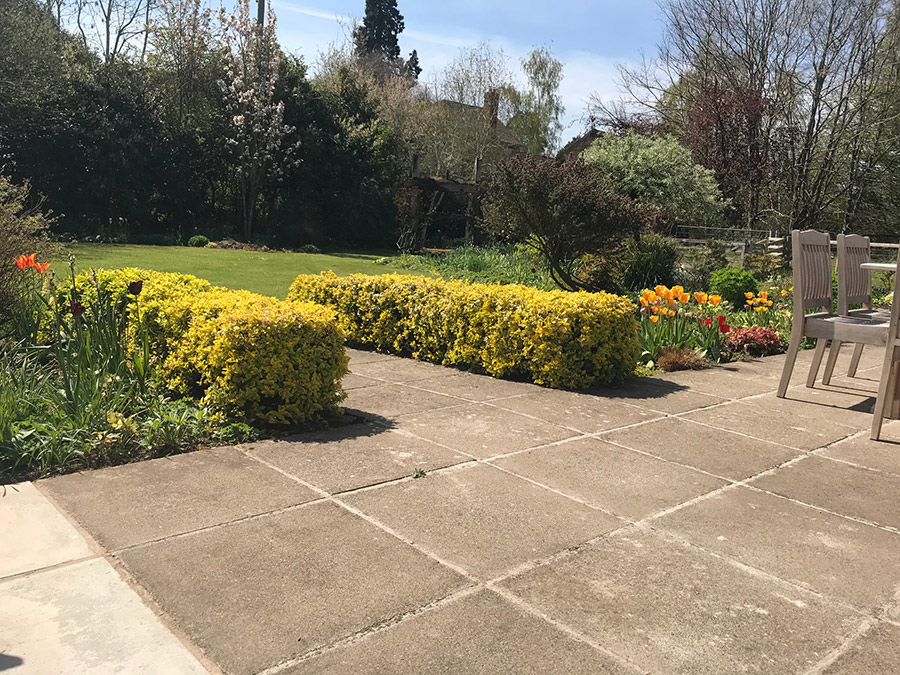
726 326 783 356
709 267 759 307
621 234 679 291
657 347 708 372
288 272 639 388
188 235 210 248
298 243 322 254
65 268 348 425
163 291 347 425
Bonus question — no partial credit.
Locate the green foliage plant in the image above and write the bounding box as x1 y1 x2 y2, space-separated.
582 131 728 232
709 267 759 307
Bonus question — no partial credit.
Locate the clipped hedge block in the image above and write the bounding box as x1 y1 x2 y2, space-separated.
65 268 348 426
288 272 639 389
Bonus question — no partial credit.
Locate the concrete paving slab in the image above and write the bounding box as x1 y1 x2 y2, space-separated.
341 372 382 391
343 383 463 420
681 400 861 450
0 482 94 579
395 403 578 459
751 456 900 530
753 387 876 425
117 501 466 675
39 446 319 550
594 378 726 414
821 423 900 476
603 417 800 480
656 487 900 609
501 529 859 675
344 464 622 579
491 390 663 434
284 589 636 675
492 437 725 520
657 365 784 399
245 424 471 493
346 348 394 365
350 357 456 383
411 372 539 402
822 622 900 674
0 558 207 674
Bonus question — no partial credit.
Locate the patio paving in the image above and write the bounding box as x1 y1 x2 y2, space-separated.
5 346 900 673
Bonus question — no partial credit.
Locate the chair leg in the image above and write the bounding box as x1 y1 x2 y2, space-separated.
871 345 897 441
806 338 828 388
822 340 842 385
848 343 865 377
778 331 804 398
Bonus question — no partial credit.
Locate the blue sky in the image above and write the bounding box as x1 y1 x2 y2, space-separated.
270 0 664 143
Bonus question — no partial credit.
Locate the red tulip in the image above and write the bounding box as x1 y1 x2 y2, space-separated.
70 301 85 317
127 280 143 296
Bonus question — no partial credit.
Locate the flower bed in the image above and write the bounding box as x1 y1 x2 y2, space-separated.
288 272 639 388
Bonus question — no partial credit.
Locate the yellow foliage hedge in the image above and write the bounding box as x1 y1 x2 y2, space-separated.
288 272 639 388
65 268 348 425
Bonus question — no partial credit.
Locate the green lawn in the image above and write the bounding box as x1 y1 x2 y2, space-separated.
63 244 413 297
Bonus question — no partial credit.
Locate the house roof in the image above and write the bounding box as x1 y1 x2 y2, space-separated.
557 128 605 160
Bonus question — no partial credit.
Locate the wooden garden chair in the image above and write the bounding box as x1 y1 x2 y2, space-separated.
869 260 900 439
777 230 890 398
822 234 890 385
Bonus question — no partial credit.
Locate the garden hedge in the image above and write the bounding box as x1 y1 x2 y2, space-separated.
288 272 640 388
64 268 348 425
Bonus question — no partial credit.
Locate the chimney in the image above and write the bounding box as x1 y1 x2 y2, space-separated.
483 89 499 129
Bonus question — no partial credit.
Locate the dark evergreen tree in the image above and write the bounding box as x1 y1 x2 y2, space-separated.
353 0 404 61
406 49 421 79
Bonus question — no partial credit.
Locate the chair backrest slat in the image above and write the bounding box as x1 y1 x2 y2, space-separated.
791 229 833 316
837 233 872 314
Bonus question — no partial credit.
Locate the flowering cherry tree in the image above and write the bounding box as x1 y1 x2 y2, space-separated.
218 0 297 239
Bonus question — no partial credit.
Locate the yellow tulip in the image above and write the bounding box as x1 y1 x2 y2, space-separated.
650 315 659 323
694 292 708 304
640 297 649 307
744 292 754 299
679 293 691 303
672 285 684 296
766 300 773 306
781 289 788 297
655 285 667 296
754 306 764 312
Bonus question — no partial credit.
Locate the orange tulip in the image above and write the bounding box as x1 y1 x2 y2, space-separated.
34 262 50 274
649 315 659 323
640 297 649 307
668 308 676 317
759 291 769 300
744 291 754 299
25 253 36 267
694 292 708 304
14 255 28 269
709 295 722 305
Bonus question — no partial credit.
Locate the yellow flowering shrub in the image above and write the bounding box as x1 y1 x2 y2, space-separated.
288 272 639 388
162 292 347 426
64 268 347 425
